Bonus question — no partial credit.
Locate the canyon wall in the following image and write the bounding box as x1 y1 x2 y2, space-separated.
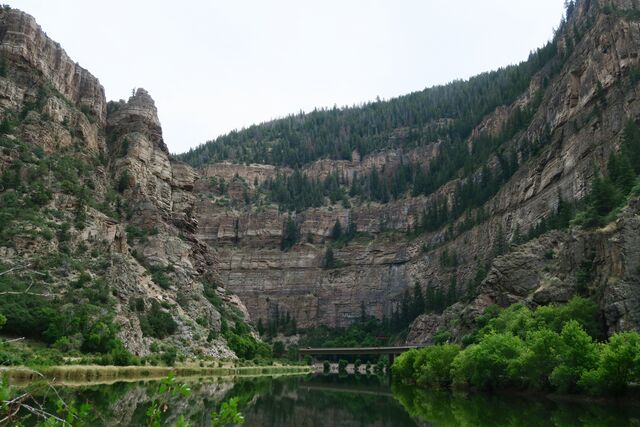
192 0 640 336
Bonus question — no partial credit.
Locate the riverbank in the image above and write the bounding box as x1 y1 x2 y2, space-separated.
1 363 313 386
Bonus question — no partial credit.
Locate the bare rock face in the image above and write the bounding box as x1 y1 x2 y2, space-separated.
0 7 106 124
406 314 444 345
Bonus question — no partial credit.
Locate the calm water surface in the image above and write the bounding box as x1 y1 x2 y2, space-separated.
17 374 640 426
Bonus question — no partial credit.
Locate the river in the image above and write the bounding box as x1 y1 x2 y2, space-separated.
13 373 640 426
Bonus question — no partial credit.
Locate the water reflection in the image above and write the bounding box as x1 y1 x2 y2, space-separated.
15 374 640 426
392 384 640 427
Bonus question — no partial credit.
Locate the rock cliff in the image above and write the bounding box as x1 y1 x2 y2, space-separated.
0 6 249 358
186 0 640 338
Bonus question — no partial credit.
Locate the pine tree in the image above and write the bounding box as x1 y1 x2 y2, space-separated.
257 318 265 336
623 119 640 173
608 153 635 195
412 283 425 318
331 219 342 240
447 276 458 306
401 289 411 325
281 216 299 251
323 247 335 268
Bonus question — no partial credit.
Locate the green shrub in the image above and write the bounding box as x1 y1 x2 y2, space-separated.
323 360 330 372
414 344 460 387
139 301 178 339
549 320 598 393
161 347 178 366
338 359 348 373
433 330 451 345
510 328 563 390
224 331 271 360
392 349 419 379
451 333 524 390
578 331 640 396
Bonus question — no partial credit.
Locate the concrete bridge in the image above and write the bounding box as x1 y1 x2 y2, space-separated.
299 345 420 365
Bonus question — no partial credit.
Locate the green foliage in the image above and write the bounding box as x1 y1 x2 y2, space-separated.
126 224 149 243
265 305 297 337
139 301 178 339
149 265 172 290
160 347 178 367
224 329 272 360
116 171 130 193
322 246 346 269
433 330 451 345
579 331 640 396
394 297 639 396
510 327 564 390
211 397 245 426
549 320 598 393
280 216 299 251
451 333 525 390
338 359 348 373
413 344 461 387
392 349 419 379
300 318 388 349
146 373 192 427
323 360 331 373
272 341 285 358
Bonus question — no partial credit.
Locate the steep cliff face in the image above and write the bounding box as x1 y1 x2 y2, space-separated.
187 0 640 337
0 7 248 358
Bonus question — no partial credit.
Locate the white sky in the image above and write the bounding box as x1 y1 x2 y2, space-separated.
12 1 566 154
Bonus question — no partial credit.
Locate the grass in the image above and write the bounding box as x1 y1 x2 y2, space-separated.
1 363 312 385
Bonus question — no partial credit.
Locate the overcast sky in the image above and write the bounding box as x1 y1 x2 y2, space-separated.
13 1 566 154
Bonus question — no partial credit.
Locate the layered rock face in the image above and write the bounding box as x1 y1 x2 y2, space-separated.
0 7 248 357
191 0 640 336
0 7 106 125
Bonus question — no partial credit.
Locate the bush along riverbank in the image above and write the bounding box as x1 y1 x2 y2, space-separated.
392 297 640 396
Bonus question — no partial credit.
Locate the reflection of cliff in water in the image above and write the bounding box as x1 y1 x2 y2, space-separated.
19 375 640 426
231 374 417 427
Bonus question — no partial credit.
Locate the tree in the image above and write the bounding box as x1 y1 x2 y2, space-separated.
323 247 336 269
549 320 598 393
579 331 640 396
623 119 640 173
451 333 525 390
585 173 621 226
272 341 285 358
608 153 635 195
281 217 299 251
256 318 265 336
331 219 342 240
412 283 425 318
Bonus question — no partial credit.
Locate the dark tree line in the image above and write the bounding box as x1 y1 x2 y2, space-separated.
257 305 297 337
383 281 459 334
